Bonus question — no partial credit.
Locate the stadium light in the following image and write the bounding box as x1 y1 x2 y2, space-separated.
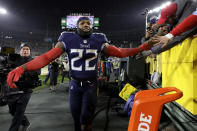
0 7 7 15
148 1 171 14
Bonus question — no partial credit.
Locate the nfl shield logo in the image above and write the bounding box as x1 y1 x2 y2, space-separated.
83 40 87 44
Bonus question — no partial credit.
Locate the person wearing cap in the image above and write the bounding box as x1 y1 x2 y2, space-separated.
6 17 157 131
149 15 159 33
61 59 69 83
7 43 41 131
142 15 158 43
154 0 197 48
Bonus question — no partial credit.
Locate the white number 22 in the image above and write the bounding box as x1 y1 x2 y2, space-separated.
71 49 97 71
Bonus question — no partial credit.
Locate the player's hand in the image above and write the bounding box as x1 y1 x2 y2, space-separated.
153 35 171 48
7 66 25 88
138 38 159 52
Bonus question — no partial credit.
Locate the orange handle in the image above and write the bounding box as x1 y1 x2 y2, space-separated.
135 87 183 104
128 87 183 131
155 87 183 104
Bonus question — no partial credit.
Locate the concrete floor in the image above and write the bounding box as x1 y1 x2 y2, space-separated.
0 83 129 131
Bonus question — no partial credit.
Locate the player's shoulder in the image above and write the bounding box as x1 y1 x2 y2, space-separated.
60 31 76 37
92 32 106 37
92 33 107 41
60 31 78 41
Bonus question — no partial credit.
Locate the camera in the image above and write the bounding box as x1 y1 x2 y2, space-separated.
0 47 41 106
0 47 20 106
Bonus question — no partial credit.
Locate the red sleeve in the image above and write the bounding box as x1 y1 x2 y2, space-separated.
107 43 150 58
170 14 197 37
25 47 63 71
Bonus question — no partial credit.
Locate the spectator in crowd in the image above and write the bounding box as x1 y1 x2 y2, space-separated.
144 23 152 41
137 24 170 59
7 17 157 131
141 15 157 43
61 59 69 83
44 63 51 84
141 15 158 43
147 16 158 39
154 0 197 48
49 59 59 91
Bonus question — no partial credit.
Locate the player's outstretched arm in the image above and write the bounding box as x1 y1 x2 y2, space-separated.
7 42 64 88
102 43 152 58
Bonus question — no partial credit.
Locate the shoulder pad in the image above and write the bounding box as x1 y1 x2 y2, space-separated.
92 33 107 41
60 31 75 36
59 31 77 42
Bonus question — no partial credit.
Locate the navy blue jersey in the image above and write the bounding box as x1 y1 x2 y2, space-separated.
58 32 108 79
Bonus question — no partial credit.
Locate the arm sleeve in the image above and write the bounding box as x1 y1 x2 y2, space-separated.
107 43 150 58
170 14 197 37
152 26 197 54
24 47 63 71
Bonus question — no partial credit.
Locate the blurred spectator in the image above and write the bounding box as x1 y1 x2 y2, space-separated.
112 58 120 80
137 24 170 59
150 15 159 34
49 59 59 91
145 23 153 41
141 16 158 43
61 59 69 83
155 24 170 37
154 0 197 48
44 64 51 84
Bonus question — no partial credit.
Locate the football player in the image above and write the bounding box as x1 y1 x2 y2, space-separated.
7 17 155 131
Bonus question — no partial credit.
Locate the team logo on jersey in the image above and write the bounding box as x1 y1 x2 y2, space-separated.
80 44 90 48
83 40 87 43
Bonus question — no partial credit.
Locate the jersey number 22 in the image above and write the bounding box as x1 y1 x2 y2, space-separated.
71 49 97 71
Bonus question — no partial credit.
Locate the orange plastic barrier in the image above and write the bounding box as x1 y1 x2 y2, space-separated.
128 87 183 131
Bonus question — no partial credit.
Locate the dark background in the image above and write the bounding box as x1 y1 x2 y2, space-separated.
0 0 167 45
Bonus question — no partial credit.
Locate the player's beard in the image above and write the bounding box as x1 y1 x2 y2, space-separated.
76 28 93 38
